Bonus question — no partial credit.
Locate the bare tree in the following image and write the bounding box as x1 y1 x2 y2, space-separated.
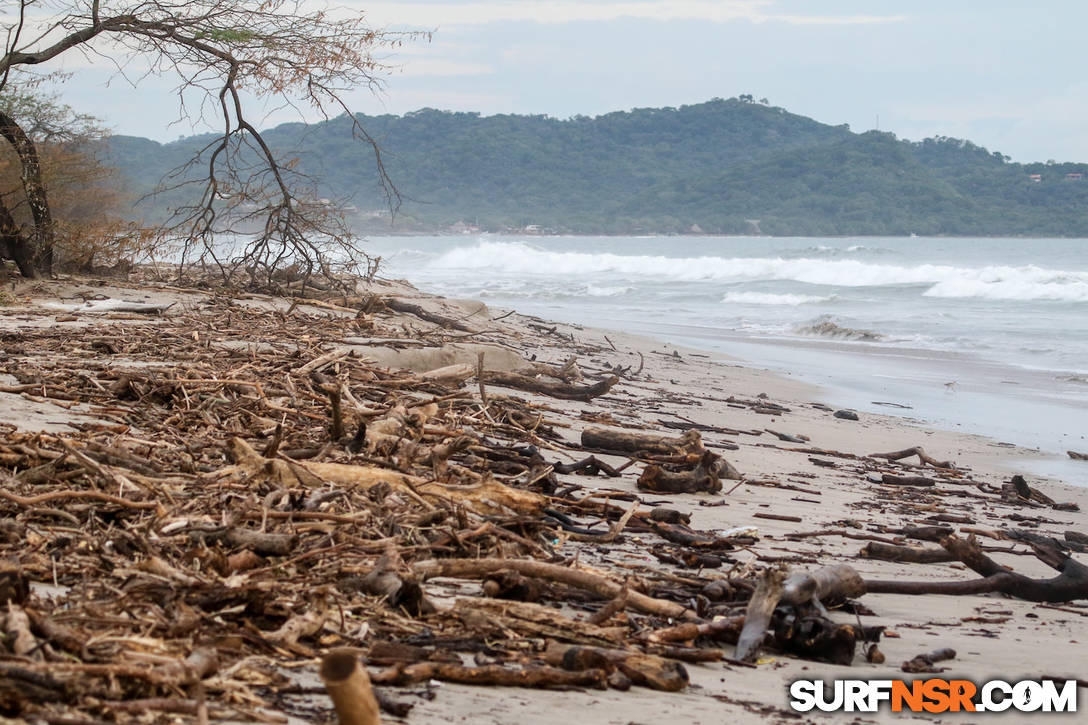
0 89 135 275
0 1 423 285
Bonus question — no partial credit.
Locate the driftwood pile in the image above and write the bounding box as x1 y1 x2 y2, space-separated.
0 282 1085 723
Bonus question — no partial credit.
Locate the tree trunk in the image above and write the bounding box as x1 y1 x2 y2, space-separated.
0 196 35 278
0 110 54 277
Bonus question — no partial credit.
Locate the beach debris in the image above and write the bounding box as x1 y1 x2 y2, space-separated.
41 298 176 314
859 541 955 564
321 650 383 725
901 647 957 673
383 296 480 332
638 450 736 493
765 428 809 443
833 409 859 421
582 425 704 455
865 535 1088 602
867 472 936 487
484 370 619 401
1002 474 1080 511
1 273 1087 723
871 445 954 469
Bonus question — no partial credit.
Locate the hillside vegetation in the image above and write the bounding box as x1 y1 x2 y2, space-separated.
106 97 1088 235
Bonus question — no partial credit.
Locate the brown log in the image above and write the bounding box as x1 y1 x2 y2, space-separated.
645 519 736 550
869 472 935 487
370 662 608 689
484 372 618 401
864 535 1088 602
542 641 688 692
27 610 83 654
780 564 866 605
638 450 737 494
229 437 546 517
383 298 476 332
766 429 808 443
902 647 956 673
581 426 703 455
587 588 629 625
553 455 622 477
645 615 745 645
870 446 953 469
413 558 692 619
1066 531 1088 547
456 598 626 646
735 568 785 662
320 649 381 725
191 527 298 556
890 525 954 542
860 542 954 564
481 570 544 602
753 512 803 523
773 612 862 665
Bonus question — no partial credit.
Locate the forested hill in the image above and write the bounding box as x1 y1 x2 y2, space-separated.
106 97 1088 236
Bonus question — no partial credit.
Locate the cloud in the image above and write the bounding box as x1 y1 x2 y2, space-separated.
349 1 903 28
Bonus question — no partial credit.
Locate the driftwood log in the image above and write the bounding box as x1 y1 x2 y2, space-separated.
383 298 477 333
780 563 866 606
870 446 953 469
581 426 703 455
902 647 956 673
638 450 737 494
371 662 608 689
484 372 618 401
542 642 688 692
865 535 1088 602
320 650 381 725
413 558 692 619
868 472 935 487
734 569 785 662
859 542 955 564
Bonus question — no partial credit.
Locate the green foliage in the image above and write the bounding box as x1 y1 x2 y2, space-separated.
105 97 1088 235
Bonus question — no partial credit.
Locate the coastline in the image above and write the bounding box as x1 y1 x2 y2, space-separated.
369 233 1088 487
2 273 1087 723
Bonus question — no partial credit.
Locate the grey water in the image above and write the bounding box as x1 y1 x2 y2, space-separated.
368 234 1088 484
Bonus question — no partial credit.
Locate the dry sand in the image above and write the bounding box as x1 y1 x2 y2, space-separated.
2 273 1086 724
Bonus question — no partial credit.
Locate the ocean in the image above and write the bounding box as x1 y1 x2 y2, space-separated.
368 234 1088 485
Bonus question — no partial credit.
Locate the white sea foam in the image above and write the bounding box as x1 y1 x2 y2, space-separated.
426 241 1088 302
585 285 632 297
721 292 831 305
923 274 1088 302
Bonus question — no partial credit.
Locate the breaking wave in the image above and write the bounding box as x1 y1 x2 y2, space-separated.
721 292 832 306
425 241 1088 302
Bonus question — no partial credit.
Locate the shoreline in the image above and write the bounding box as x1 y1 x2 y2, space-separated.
367 232 1088 487
2 273 1087 723
606 322 1087 485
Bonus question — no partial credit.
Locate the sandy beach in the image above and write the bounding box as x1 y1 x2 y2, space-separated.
1 271 1085 724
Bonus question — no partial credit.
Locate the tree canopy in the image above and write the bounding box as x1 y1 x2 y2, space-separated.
110 98 1088 237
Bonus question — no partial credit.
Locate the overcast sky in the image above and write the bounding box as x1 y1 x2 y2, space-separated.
48 1 1088 161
